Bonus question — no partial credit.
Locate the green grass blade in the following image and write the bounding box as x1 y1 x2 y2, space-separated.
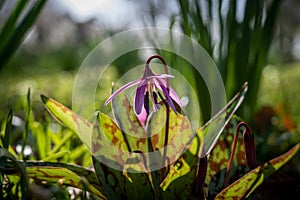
0 0 47 69
3 109 13 149
0 0 29 54
20 88 31 160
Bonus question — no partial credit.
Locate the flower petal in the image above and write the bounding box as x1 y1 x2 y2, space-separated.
155 79 177 114
134 81 147 115
147 74 174 80
104 79 140 106
137 106 148 126
158 79 182 107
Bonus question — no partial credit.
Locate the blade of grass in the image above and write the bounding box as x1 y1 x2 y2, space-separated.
3 109 13 149
20 88 31 160
42 150 70 162
0 0 29 54
0 0 48 70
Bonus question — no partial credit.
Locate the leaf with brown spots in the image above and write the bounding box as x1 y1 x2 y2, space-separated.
201 82 248 158
92 108 156 199
215 143 300 199
41 95 93 150
5 161 105 198
147 105 194 166
205 116 248 198
111 87 148 152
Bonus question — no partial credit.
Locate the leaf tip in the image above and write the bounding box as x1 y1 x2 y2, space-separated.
40 94 49 104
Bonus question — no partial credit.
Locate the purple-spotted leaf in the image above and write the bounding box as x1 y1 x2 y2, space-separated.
41 95 93 150
205 116 248 198
111 86 148 152
201 82 248 157
215 143 300 199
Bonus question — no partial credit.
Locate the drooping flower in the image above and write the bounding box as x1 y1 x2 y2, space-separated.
104 54 181 124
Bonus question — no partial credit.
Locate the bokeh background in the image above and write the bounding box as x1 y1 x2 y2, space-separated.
1 0 300 179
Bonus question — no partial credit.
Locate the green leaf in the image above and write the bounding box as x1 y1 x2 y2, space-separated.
160 150 201 199
215 143 300 199
122 153 154 200
4 160 105 198
21 88 31 160
147 105 194 167
92 111 129 158
0 148 30 197
92 156 125 199
205 116 248 197
111 88 148 152
0 0 48 69
159 83 247 199
92 112 154 200
159 129 203 199
201 82 248 157
41 95 93 151
92 112 128 199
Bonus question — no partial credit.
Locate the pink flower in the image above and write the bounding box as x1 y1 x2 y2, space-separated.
104 55 181 124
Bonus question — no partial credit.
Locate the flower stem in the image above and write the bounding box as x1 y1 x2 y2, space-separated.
146 54 170 89
157 91 170 177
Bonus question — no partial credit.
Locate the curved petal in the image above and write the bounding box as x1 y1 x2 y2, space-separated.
137 106 148 126
155 79 177 114
134 81 147 115
158 79 182 107
104 79 140 106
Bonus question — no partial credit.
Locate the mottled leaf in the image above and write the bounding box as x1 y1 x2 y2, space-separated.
92 156 125 199
159 83 247 199
41 95 93 150
215 143 300 199
159 130 203 200
205 116 248 198
201 82 248 157
26 162 104 198
92 111 129 164
111 85 148 152
147 105 194 167
122 153 154 200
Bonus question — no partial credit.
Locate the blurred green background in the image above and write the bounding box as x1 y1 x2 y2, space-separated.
0 0 300 198
0 0 300 165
